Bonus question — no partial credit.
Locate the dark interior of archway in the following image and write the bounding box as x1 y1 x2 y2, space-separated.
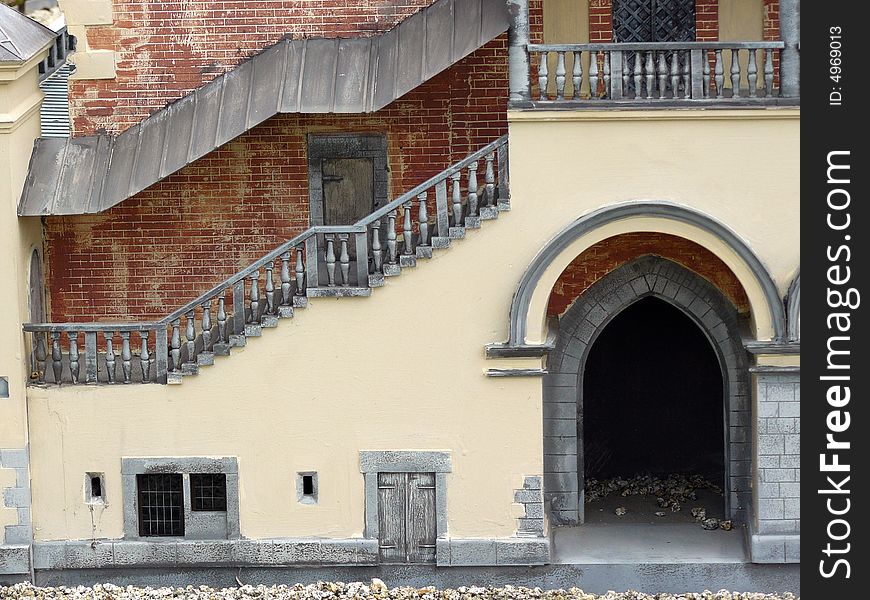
583 297 725 485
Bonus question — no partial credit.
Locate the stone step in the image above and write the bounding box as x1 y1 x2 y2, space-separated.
369 273 385 288
228 334 246 348
416 246 433 259
464 216 481 229
277 305 295 318
479 206 499 220
448 226 466 239
212 343 231 356
197 352 215 366
399 255 417 268
260 314 279 328
292 296 309 308
244 324 262 337
383 264 402 277
431 236 451 249
167 372 184 385
307 287 372 298
181 362 199 376
497 200 511 211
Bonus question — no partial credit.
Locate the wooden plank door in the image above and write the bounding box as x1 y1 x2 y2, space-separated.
321 157 375 225
406 472 437 563
376 472 437 563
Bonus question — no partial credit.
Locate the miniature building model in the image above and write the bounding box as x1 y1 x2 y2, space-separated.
1 0 799 583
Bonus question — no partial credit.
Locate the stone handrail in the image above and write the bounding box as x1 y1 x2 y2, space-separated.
23 136 509 385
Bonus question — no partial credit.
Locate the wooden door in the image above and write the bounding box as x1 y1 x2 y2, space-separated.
376 472 436 563
321 157 375 225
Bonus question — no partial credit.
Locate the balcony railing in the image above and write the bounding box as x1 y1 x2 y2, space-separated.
527 42 789 105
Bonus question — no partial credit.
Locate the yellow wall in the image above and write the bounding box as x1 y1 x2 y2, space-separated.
26 108 798 544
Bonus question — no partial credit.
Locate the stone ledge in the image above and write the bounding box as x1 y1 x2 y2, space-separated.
435 538 550 567
33 538 379 570
749 533 800 564
0 544 30 575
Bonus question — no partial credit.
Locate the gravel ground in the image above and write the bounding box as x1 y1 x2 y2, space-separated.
0 581 798 600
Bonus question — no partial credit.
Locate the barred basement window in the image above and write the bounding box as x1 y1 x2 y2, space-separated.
136 473 184 536
190 473 227 511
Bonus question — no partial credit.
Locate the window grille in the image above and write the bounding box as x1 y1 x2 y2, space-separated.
136 473 184 536
190 473 228 511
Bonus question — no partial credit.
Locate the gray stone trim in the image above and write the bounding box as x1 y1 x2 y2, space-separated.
786 269 800 342
1 446 32 554
750 365 800 374
0 544 30 575
503 201 787 347
485 369 547 377
359 451 452 474
435 538 549 566
307 133 388 227
513 477 544 537
744 342 800 355
750 533 800 564
543 256 751 525
360 452 451 545
33 538 379 570
121 457 239 541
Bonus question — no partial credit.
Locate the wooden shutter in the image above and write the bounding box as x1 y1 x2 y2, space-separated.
376 472 437 563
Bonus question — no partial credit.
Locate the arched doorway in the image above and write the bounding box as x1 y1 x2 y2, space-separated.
543 256 750 526
583 296 726 522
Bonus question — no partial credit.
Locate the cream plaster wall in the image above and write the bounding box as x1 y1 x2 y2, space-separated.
26 108 798 545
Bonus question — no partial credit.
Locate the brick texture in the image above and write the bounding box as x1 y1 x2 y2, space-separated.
46 38 510 321
546 233 751 317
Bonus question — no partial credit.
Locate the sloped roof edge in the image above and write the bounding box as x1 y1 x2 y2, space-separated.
0 4 57 64
19 0 509 216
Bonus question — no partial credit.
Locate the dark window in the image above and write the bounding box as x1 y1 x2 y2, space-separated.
137 473 184 536
302 474 315 496
190 473 227 512
613 0 696 43
90 476 103 499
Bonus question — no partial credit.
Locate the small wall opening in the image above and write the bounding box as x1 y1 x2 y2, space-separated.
583 296 726 522
297 471 318 504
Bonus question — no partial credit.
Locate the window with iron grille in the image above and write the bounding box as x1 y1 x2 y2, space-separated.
136 473 184 536
190 473 228 511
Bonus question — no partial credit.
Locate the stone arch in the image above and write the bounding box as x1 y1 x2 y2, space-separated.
786 269 800 342
506 201 787 347
544 255 750 526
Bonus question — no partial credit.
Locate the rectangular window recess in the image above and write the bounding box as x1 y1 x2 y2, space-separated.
0 376 8 398
297 471 318 504
137 473 184 536
85 472 106 504
190 473 228 512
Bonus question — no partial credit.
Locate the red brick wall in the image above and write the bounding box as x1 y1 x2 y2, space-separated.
546 233 751 317
73 0 436 135
45 38 509 322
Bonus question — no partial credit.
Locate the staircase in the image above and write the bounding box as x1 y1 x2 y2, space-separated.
25 136 510 386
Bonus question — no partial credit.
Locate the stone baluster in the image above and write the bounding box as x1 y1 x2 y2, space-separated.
387 211 398 264
201 301 212 352
121 331 132 384
451 171 462 226
730 48 741 97
537 51 549 100
747 48 758 98
265 265 275 315
325 235 336 286
105 331 116 383
280 252 292 306
703 51 711 98
248 272 260 320
602 52 611 98
140 331 150 383
338 234 350 286
670 50 681 99
484 153 495 208
657 51 667 98
644 51 654 99
682 51 691 98
51 331 62 384
572 51 583 99
589 51 599 97
621 53 630 97
764 49 774 97
467 161 479 218
217 296 228 346
170 319 181 373
68 331 80 384
632 51 642 98
185 310 196 363
33 332 46 383
402 201 414 256
555 51 566 100
417 193 429 247
372 221 383 274
295 246 305 295
714 49 724 98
